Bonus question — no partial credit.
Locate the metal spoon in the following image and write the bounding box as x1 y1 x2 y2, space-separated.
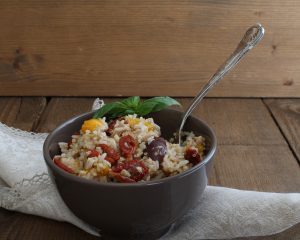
178 23 265 145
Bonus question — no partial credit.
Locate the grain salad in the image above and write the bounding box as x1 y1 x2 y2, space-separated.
53 114 206 183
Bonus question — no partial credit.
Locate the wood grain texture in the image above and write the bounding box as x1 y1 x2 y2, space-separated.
0 1 300 97
0 208 98 240
36 97 122 132
179 98 286 146
264 99 300 163
209 145 300 192
0 97 46 131
177 98 300 191
35 97 94 132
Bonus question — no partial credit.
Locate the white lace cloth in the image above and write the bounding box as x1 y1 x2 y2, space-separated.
0 98 299 239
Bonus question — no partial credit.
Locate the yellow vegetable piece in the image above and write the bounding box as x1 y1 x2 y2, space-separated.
98 167 110 176
196 144 205 154
145 122 154 132
81 119 102 132
128 118 154 132
128 118 140 126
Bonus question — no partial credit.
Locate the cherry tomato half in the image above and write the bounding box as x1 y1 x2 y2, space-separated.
98 144 120 164
53 156 75 174
119 135 136 158
87 149 100 158
112 159 148 182
106 120 117 136
110 171 136 183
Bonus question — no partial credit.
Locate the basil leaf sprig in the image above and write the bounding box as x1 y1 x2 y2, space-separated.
93 96 181 119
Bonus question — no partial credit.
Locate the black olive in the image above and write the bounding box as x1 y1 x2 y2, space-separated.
146 137 167 162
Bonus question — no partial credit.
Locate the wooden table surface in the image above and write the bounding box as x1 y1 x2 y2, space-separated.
0 97 299 240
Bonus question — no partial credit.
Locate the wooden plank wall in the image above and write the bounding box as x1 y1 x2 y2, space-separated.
0 0 299 97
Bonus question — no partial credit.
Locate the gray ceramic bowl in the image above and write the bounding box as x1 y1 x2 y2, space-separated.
43 109 217 239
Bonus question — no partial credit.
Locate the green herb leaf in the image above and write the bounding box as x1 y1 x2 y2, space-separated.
121 96 140 109
93 102 125 119
138 97 181 116
93 102 117 119
93 96 180 119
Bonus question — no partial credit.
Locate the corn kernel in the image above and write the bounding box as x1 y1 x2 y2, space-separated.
99 167 110 176
128 117 154 132
128 118 140 126
196 144 205 154
145 122 154 132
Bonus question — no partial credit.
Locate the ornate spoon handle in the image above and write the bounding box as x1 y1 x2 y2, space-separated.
178 23 265 144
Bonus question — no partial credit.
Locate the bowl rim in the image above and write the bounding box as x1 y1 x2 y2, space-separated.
43 109 217 188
